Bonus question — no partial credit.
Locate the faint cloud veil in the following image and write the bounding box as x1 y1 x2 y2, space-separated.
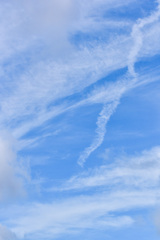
0 132 28 201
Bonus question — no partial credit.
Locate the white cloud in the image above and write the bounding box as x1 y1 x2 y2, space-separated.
7 188 159 240
0 146 157 239
78 100 119 166
0 224 17 240
13 67 160 150
55 146 160 191
0 1 160 239
128 0 160 77
0 0 75 62
0 0 159 145
0 134 27 201
0 35 131 139
77 1 160 165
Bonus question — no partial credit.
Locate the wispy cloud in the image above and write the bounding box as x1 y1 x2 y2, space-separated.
128 0 160 77
78 101 119 166
77 0 160 165
0 145 158 239
56 146 160 191
6 188 159 240
0 134 27 201
0 1 160 239
0 224 17 240
0 0 159 146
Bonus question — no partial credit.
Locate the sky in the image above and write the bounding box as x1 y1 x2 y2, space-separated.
0 0 160 239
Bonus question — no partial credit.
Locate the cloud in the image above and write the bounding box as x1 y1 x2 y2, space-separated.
0 0 75 58
19 0 75 48
13 65 160 150
78 101 119 166
0 35 131 141
0 146 156 239
0 0 159 146
52 146 160 191
128 0 160 77
77 1 160 165
0 134 27 201
0 1 159 240
7 188 159 240
0 224 17 240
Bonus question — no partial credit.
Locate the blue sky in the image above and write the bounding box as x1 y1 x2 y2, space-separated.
0 0 160 239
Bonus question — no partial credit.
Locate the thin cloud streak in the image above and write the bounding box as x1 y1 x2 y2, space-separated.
0 1 160 239
1 145 160 239
78 101 119 166
7 189 160 240
56 146 160 191
128 0 160 77
78 1 160 165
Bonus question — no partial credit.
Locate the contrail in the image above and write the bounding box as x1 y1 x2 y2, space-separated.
78 1 160 166
78 100 119 167
128 0 160 78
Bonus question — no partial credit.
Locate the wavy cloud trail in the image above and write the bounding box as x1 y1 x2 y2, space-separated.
128 0 160 78
78 1 160 166
78 101 119 167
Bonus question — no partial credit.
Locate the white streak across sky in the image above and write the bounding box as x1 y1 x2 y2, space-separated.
78 0 160 166
0 1 160 240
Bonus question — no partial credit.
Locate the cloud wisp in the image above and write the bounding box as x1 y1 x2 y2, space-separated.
0 1 160 239
56 146 160 192
78 1 160 166
128 0 160 77
0 224 17 240
0 134 27 201
3 146 160 240
0 0 159 149
78 101 119 166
